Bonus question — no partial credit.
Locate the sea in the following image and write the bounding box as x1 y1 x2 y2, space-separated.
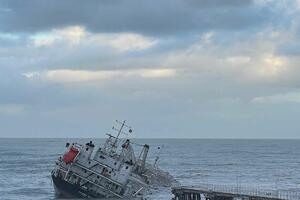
1 138 300 200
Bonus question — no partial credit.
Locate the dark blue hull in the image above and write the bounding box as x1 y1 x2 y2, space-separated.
51 174 104 198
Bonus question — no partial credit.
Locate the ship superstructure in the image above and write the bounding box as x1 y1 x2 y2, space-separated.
51 120 175 198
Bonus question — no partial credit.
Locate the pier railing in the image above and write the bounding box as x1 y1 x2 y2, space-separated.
184 183 300 200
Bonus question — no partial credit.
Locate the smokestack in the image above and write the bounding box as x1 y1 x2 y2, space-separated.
141 144 149 172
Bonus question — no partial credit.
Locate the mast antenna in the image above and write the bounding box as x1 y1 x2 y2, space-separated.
153 145 164 168
111 120 132 149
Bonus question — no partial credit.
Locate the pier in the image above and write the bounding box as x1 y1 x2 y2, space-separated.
172 184 300 200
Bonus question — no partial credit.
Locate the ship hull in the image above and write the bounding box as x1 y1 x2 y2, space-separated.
52 174 104 199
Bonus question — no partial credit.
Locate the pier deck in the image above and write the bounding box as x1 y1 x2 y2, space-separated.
172 185 300 200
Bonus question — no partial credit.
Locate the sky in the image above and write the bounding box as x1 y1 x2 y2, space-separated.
1 0 300 138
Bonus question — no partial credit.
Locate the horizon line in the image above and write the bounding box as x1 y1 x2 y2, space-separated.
1 137 300 140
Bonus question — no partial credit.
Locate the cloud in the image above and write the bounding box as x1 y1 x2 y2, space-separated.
226 56 251 65
1 0 300 138
31 26 85 47
159 30 295 84
0 0 267 35
252 92 300 104
23 68 177 84
0 26 160 73
30 26 157 51
0 104 25 116
254 54 287 78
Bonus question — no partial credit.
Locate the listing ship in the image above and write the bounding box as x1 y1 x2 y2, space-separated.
51 120 175 198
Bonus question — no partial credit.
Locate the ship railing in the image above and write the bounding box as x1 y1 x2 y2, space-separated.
57 167 123 198
90 158 115 172
73 162 124 187
133 187 144 197
57 161 125 193
186 183 300 200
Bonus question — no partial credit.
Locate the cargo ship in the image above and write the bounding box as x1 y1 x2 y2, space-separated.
51 120 175 198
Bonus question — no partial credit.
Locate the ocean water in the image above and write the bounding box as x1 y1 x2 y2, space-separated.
1 139 300 200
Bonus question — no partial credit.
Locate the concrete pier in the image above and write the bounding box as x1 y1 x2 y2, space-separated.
172 185 300 200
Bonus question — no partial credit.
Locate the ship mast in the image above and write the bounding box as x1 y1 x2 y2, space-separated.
113 120 126 148
110 120 132 153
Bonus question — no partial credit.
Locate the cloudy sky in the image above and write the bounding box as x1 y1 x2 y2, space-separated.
1 0 300 138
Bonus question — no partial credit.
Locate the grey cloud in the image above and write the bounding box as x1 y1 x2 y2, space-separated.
1 0 300 138
1 56 300 138
277 42 300 56
2 72 300 138
0 0 265 35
